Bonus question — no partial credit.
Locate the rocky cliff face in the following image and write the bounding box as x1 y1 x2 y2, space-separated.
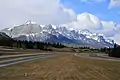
1 21 114 48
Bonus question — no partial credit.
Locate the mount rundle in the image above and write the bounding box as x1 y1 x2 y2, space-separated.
1 21 114 48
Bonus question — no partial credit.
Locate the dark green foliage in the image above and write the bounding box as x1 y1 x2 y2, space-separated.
109 44 120 58
100 43 120 58
0 39 14 47
51 43 65 48
0 39 65 50
100 47 111 54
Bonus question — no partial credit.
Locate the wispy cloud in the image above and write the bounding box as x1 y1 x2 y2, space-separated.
79 0 106 4
109 0 120 8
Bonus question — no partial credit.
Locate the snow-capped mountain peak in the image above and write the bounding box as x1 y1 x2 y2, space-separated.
79 29 92 35
0 21 114 48
25 20 37 25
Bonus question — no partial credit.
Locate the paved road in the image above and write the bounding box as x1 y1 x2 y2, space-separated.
0 53 55 68
0 53 52 59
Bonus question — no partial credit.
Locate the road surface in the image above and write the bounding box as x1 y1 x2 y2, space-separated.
0 53 52 58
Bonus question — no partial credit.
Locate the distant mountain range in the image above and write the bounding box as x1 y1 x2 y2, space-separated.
0 20 114 48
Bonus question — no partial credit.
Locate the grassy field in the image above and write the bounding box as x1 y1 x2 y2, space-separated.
0 53 120 80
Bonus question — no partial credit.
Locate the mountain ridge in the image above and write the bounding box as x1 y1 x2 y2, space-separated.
0 21 114 48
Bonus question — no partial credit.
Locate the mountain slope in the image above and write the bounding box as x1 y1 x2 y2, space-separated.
0 21 114 48
0 32 12 40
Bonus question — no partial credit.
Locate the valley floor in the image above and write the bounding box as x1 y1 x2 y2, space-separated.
0 53 120 80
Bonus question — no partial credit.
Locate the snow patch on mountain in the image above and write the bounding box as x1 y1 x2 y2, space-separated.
0 20 114 48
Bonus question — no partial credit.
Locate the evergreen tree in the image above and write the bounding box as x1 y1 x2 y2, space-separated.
109 43 120 58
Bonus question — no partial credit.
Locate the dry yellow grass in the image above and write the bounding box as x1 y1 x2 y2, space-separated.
0 54 120 80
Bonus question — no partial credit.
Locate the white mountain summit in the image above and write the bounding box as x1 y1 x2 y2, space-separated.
0 20 114 48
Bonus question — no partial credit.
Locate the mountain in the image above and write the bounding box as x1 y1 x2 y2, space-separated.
0 21 114 48
0 32 12 40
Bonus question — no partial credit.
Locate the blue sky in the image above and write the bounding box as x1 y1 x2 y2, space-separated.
60 0 120 23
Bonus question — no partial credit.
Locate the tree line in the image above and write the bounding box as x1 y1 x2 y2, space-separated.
0 37 120 57
0 39 65 51
100 44 120 58
72 44 120 58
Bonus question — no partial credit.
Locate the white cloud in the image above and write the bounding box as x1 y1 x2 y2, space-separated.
98 21 117 37
63 12 120 44
64 12 102 30
0 0 76 29
109 0 120 8
112 33 120 44
79 0 120 9
0 0 120 44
